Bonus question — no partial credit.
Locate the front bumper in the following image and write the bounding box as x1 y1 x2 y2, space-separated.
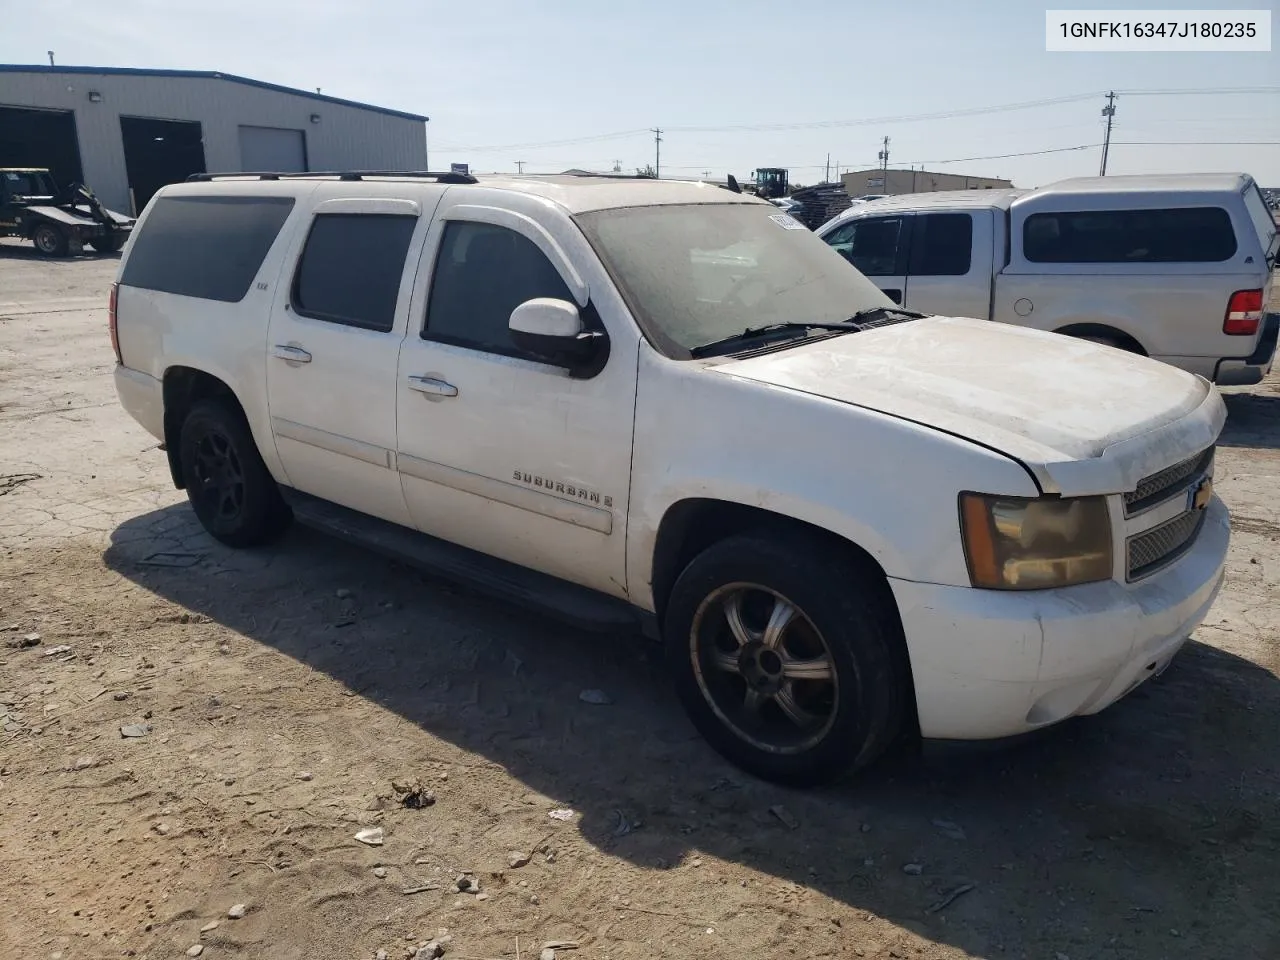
1215 312 1279 386
889 497 1229 740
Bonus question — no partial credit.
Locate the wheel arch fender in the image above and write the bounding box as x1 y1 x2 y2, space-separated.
645 493 907 624
1052 320 1148 355
161 364 274 489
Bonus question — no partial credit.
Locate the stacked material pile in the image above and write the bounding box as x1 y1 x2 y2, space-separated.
787 182 853 230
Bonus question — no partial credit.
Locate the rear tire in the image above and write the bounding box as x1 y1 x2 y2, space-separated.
664 533 909 785
178 399 291 547
32 224 69 257
87 232 124 254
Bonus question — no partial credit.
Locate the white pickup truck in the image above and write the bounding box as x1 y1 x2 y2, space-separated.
816 173 1278 385
112 172 1229 784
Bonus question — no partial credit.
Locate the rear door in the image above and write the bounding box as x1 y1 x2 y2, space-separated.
902 210 994 319
824 214 911 304
265 186 442 526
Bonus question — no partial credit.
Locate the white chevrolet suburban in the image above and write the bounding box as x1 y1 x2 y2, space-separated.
112 171 1229 784
816 173 1279 385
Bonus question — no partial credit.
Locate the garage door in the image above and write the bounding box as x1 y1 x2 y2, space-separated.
238 126 307 173
0 106 84 188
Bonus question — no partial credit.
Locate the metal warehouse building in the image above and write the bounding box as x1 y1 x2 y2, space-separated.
0 65 429 215
842 167 1012 197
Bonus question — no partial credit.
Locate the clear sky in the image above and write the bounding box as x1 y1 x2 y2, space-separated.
4 0 1277 187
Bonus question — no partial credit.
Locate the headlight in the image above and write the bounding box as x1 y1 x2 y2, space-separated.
959 493 1113 590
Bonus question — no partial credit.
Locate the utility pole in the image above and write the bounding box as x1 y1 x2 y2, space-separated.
1099 91 1117 176
612 159 622 173
825 153 830 183
878 136 890 192
515 161 525 174
651 128 662 178
47 51 55 66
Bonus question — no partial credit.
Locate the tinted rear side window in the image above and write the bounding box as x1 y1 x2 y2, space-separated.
292 214 417 332
1023 207 1237 263
121 195 294 301
911 213 973 275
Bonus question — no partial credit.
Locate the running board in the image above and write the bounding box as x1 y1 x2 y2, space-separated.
280 489 642 634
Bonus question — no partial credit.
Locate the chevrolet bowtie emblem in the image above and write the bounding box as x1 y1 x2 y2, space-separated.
1191 477 1214 511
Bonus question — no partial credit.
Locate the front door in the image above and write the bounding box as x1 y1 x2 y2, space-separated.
395 194 637 598
825 214 912 304
266 190 438 527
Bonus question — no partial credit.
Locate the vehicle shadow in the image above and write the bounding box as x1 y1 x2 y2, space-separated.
102 505 1280 958
0 241 121 262
1220 390 1280 450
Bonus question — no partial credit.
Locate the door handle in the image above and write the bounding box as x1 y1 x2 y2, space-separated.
272 344 312 363
883 288 903 305
407 375 458 398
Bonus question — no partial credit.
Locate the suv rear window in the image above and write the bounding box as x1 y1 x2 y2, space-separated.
1023 207 1236 263
121 195 294 301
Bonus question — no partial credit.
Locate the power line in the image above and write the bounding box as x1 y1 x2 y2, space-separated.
667 92 1103 134
665 137 1278 172
1119 86 1280 96
438 87 1280 155
900 144 1097 165
1113 140 1280 146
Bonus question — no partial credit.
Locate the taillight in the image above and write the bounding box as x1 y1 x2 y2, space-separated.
1224 289 1263 336
108 282 122 363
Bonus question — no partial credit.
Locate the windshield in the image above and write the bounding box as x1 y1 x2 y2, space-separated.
3 171 56 197
575 203 893 356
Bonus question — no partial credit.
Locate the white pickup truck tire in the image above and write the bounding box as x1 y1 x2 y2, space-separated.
664 533 908 785
178 399 292 547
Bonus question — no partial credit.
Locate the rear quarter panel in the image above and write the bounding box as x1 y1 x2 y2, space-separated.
997 192 1271 368
114 183 316 482
991 272 1262 372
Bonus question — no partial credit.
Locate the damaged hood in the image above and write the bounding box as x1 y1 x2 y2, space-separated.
713 316 1225 495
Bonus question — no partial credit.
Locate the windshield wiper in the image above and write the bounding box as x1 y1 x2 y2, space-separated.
690 305 928 358
690 321 861 358
844 305 928 327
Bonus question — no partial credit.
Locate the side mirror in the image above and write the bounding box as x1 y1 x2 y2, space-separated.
509 298 608 377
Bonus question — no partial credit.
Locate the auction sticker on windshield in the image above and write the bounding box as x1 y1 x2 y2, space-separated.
769 213 806 230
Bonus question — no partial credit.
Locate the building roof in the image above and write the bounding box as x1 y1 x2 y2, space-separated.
0 64 428 122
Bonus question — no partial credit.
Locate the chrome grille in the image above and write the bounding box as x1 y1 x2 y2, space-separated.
1124 448 1214 516
1127 509 1205 581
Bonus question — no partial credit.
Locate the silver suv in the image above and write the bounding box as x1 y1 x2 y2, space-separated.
816 173 1278 385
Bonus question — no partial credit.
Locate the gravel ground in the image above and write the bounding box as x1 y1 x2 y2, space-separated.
1 240 1278 960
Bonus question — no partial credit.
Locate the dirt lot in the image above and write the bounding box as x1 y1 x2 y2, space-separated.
1 241 1278 960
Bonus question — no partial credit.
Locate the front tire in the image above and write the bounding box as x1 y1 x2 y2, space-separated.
664 533 909 785
32 224 69 257
178 399 291 547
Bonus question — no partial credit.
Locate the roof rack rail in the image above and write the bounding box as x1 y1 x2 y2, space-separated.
559 171 660 181
185 170 479 185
